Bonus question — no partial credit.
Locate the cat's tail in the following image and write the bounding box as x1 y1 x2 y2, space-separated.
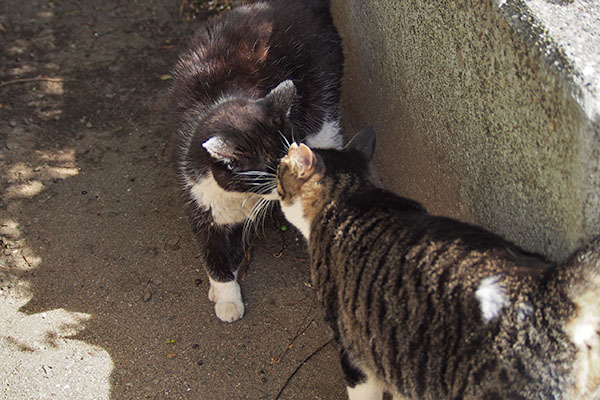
545 236 600 396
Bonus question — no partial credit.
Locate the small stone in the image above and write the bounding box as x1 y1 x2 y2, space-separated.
154 278 163 285
86 122 93 128
167 353 176 359
166 237 180 250
143 289 152 302
9 120 17 127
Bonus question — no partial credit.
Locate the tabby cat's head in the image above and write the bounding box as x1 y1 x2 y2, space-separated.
192 80 297 196
276 127 376 239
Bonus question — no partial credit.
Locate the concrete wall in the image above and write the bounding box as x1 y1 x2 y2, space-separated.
331 0 600 262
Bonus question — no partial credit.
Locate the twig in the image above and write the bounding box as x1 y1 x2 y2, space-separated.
270 293 316 366
179 0 188 19
21 255 32 269
0 76 65 88
251 244 308 262
273 339 333 400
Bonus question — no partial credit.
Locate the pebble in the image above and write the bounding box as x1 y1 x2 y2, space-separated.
86 122 93 128
9 120 17 127
143 289 152 302
166 237 180 250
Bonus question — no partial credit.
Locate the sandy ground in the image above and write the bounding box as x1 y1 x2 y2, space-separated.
0 1 347 399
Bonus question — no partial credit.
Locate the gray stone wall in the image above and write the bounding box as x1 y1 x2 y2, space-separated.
331 0 600 262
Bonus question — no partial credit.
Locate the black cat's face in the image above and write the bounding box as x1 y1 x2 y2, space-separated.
199 80 296 196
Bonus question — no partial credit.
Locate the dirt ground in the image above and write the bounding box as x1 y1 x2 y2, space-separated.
0 1 347 399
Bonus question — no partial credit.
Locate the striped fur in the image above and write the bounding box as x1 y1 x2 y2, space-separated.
277 129 600 399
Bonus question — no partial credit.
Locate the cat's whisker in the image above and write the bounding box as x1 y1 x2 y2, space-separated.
243 197 275 244
279 130 291 152
237 170 276 177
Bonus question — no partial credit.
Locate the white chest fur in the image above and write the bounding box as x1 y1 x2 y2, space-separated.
187 172 261 225
281 197 312 240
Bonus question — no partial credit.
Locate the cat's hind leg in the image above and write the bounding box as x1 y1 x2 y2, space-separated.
341 350 384 400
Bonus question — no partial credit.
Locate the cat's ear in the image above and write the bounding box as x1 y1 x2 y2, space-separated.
293 143 317 178
202 136 235 164
259 80 296 118
343 126 376 161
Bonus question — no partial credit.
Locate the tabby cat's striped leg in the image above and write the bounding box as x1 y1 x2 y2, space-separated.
341 350 384 400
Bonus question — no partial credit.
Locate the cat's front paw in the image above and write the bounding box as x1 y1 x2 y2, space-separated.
208 278 244 322
215 300 245 322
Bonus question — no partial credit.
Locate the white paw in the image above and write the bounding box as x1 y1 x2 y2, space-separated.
215 300 245 323
347 372 384 400
208 278 244 322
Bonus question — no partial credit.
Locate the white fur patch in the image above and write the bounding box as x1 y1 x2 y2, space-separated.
305 119 342 149
208 277 244 323
202 137 228 158
347 372 384 400
281 197 311 240
187 173 260 225
475 276 509 322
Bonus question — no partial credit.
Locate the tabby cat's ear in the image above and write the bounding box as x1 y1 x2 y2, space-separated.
202 136 235 164
343 127 376 161
259 80 296 118
293 143 317 178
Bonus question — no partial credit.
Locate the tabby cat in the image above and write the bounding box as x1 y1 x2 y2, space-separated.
276 127 600 399
170 0 344 322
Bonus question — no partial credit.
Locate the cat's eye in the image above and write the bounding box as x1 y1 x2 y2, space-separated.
225 160 236 171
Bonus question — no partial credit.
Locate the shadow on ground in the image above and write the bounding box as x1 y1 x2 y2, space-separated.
0 1 345 399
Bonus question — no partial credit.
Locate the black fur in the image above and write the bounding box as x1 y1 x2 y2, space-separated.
169 0 343 321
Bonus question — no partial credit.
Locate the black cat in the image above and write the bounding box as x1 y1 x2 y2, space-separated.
170 0 344 322
276 128 600 399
